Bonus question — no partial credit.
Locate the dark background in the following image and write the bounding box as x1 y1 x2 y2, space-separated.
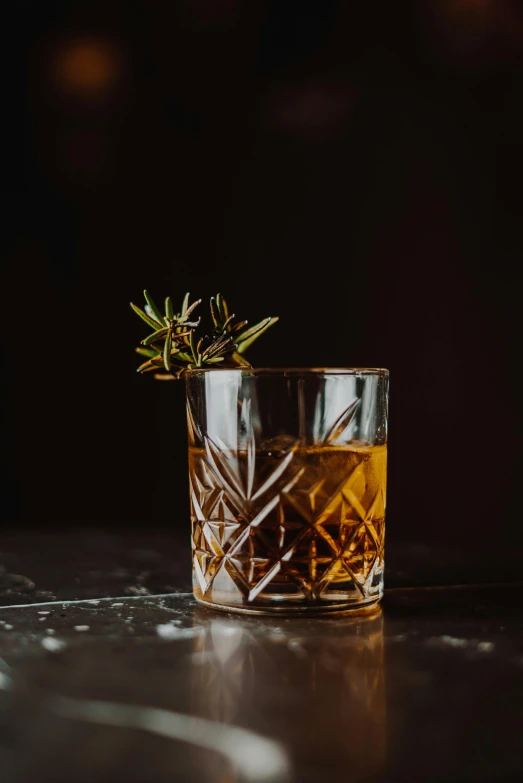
2 1 522 559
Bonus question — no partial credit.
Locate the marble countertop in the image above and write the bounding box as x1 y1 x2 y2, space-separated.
1 530 522 782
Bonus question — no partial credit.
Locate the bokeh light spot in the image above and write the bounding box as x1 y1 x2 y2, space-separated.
51 37 124 98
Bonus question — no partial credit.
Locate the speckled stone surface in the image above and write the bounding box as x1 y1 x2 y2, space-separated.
1 531 523 782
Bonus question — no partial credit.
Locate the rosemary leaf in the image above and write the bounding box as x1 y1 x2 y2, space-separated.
230 320 248 335
236 317 279 354
210 297 220 328
172 329 193 341
235 317 271 343
142 327 168 346
204 335 233 360
165 296 174 320
189 330 198 364
202 345 234 363
175 351 193 363
181 292 190 315
216 293 229 323
130 303 162 331
137 357 163 372
135 346 160 358
230 350 252 366
141 363 164 373
143 290 165 325
163 332 172 371
222 314 236 331
184 299 201 319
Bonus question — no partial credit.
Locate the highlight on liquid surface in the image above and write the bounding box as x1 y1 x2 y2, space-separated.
189 442 386 609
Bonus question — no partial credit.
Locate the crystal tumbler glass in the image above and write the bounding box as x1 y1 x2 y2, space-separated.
185 368 389 614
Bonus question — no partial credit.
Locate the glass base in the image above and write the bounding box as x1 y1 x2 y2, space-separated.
193 587 382 616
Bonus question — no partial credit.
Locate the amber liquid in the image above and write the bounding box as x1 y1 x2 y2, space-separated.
189 442 386 611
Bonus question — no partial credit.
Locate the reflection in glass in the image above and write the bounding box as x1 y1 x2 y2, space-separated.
191 608 385 779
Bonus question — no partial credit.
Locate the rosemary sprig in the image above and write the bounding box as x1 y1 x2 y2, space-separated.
130 290 278 379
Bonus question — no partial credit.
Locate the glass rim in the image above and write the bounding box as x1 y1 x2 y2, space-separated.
186 366 389 377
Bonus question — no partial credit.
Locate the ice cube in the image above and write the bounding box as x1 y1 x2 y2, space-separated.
260 435 300 457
